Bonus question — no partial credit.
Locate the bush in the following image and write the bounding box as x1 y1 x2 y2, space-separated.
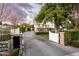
35 32 49 35
71 40 79 47
0 34 11 41
18 25 26 33
10 48 20 56
64 29 79 47
20 27 26 33
0 25 11 41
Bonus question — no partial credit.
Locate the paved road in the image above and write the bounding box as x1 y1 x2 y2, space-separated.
22 31 79 56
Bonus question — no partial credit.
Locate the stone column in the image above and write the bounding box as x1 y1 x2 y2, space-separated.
59 32 65 45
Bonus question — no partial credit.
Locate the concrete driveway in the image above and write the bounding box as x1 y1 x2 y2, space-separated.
22 31 79 56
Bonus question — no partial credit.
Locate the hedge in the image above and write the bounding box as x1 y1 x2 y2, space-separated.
18 26 26 33
35 32 49 35
64 29 79 47
0 34 11 41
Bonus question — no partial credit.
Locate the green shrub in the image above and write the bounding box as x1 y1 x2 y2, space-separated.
20 27 26 33
64 29 79 47
71 40 79 47
0 34 11 41
0 26 11 41
18 25 26 33
35 32 49 35
10 48 20 56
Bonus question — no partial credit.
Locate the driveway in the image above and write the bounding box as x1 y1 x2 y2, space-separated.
22 31 79 56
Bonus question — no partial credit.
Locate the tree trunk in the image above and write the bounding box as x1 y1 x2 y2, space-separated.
54 20 59 33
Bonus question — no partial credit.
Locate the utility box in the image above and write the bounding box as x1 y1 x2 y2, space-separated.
13 36 20 49
11 34 22 50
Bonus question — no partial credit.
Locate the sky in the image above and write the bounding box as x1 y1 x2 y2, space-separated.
24 4 42 24
1 3 42 25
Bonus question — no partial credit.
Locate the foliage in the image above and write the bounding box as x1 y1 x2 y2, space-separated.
19 25 26 33
70 4 79 28
0 34 11 41
0 26 11 41
35 3 72 32
10 48 20 56
35 11 45 23
35 32 48 35
64 29 79 47
36 32 49 40
38 33 49 40
17 23 27 33
71 40 79 47
18 23 34 33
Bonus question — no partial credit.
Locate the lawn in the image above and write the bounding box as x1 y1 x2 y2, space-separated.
37 32 49 40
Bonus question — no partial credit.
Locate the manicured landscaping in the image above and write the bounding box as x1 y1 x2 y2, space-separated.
0 34 11 41
64 29 79 47
18 24 27 33
36 32 49 41
10 48 20 56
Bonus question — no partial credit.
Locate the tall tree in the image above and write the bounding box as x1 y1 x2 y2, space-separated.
35 3 71 32
70 3 79 28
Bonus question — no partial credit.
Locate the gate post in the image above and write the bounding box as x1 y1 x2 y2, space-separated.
59 32 65 45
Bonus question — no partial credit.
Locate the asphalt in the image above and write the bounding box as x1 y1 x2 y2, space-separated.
22 31 79 56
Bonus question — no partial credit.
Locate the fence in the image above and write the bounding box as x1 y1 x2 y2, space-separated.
0 40 10 56
49 31 65 45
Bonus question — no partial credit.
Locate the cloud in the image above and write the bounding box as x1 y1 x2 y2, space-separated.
0 3 42 24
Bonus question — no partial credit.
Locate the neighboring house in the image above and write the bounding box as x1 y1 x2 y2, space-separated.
34 21 55 32
0 22 10 56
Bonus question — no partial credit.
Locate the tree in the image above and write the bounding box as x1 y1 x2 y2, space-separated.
35 3 71 32
69 3 79 28
8 11 19 29
0 4 12 22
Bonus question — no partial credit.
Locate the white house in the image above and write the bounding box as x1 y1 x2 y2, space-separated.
34 21 55 32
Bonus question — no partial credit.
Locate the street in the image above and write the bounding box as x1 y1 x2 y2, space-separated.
22 31 79 56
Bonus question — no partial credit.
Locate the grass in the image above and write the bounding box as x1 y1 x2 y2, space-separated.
37 32 49 41
9 48 20 56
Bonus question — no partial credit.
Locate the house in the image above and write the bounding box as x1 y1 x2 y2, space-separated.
0 22 10 56
34 21 55 32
